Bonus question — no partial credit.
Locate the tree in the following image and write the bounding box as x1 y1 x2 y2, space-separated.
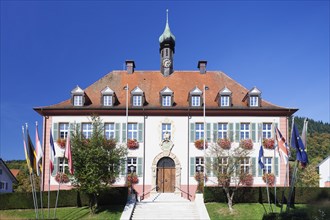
206 142 251 212
295 161 320 187
71 115 127 214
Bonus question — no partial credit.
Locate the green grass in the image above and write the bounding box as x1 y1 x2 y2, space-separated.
205 203 308 220
0 205 124 220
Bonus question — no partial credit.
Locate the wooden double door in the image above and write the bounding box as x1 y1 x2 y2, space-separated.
157 157 175 193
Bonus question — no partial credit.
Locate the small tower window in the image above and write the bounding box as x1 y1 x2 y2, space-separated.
160 86 174 107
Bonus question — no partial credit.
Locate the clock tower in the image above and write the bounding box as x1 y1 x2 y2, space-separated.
159 10 175 77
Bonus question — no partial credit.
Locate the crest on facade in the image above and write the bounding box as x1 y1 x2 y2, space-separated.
160 131 174 152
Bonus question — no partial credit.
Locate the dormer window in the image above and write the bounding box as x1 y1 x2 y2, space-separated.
189 86 202 107
250 96 259 107
101 86 115 107
71 86 85 106
247 87 261 107
131 86 144 107
160 87 174 107
218 87 232 107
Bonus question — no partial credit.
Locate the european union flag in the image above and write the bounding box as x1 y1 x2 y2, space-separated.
291 123 308 166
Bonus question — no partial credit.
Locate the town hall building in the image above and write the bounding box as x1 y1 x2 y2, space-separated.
34 13 297 200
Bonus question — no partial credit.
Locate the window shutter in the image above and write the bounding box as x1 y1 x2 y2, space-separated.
229 123 234 142
190 157 195 176
206 157 212 176
115 123 120 142
258 162 262 177
190 123 195 143
274 123 278 138
122 123 127 143
138 123 144 142
251 157 256 177
275 157 279 176
137 157 143 177
235 123 240 142
53 123 59 140
69 123 74 136
258 123 263 141
252 123 256 142
52 157 58 176
120 159 126 176
206 123 211 142
213 123 218 142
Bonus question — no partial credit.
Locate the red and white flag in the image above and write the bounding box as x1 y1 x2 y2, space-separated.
65 132 74 175
275 127 289 164
35 123 43 176
49 129 56 173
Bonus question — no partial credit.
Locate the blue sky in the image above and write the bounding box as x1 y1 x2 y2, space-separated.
1 1 329 160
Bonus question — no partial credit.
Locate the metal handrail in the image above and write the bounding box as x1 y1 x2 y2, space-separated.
140 186 158 201
174 186 193 201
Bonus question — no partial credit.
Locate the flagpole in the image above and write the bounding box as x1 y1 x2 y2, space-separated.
273 122 277 212
287 117 296 212
48 157 51 219
36 122 44 219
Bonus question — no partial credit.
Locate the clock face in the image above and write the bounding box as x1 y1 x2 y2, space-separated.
163 59 171 68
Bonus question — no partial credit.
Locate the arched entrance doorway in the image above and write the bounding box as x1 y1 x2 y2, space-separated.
157 157 175 192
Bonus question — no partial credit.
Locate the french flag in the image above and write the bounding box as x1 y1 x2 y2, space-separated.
49 129 56 173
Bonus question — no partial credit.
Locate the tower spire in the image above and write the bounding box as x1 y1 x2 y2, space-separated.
166 9 169 24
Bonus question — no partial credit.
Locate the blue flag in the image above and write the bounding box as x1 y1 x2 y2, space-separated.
291 123 308 166
258 145 264 170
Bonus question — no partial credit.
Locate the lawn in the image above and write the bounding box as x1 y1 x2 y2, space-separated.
0 205 124 220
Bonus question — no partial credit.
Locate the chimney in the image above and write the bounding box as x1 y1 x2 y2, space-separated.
126 60 135 74
197 60 207 74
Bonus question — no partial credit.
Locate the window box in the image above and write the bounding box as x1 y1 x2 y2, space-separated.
55 172 70 183
127 139 139 150
103 139 117 149
262 173 275 186
263 138 275 150
127 173 139 185
217 138 231 150
240 173 254 186
240 139 253 150
56 139 66 149
194 139 208 150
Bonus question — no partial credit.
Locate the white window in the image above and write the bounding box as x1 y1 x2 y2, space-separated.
162 95 172 106
240 123 250 139
82 123 92 139
104 123 115 139
263 123 272 138
162 123 171 140
240 157 250 174
59 123 69 139
218 123 228 139
133 95 142 106
195 123 204 140
73 95 83 106
250 96 259 107
218 157 228 174
191 96 201 107
195 157 204 173
103 95 113 106
127 157 137 174
220 96 230 107
128 123 138 140
265 157 272 174
58 157 68 173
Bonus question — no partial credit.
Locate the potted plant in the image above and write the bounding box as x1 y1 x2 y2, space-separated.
127 173 139 185
56 138 66 149
103 139 117 150
240 173 254 186
127 139 139 150
217 138 231 149
55 172 70 183
240 139 253 150
262 173 275 186
194 139 208 150
263 138 275 150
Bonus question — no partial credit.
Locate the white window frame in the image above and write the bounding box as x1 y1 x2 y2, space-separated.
218 123 228 139
133 95 142 106
191 96 201 107
104 123 115 139
263 123 272 138
162 123 172 140
195 157 204 173
250 96 259 107
195 123 204 140
128 123 138 140
240 157 250 174
162 95 172 106
59 123 69 139
264 157 272 174
82 123 92 139
103 95 113 106
127 157 137 174
240 123 250 139
218 157 228 174
58 157 68 173
220 95 230 107
73 95 83 106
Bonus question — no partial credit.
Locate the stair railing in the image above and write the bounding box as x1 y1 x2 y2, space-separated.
140 186 158 201
174 186 193 201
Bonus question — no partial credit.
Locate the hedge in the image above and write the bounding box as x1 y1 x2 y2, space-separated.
204 187 330 204
0 187 128 210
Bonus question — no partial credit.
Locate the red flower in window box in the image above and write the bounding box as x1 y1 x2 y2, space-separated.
127 173 139 185
194 139 208 150
217 138 231 150
262 173 275 186
263 138 275 150
240 139 253 150
127 139 139 150
240 173 254 186
55 172 70 183
56 139 66 149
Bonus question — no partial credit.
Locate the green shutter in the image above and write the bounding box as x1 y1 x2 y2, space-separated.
235 123 240 142
52 157 58 176
138 123 144 142
213 123 218 142
206 157 212 176
258 161 263 177
252 157 256 177
122 123 127 143
53 123 59 140
206 123 211 142
69 123 74 136
120 159 126 176
275 157 279 176
252 123 256 142
190 123 195 143
137 157 143 177
274 123 278 138
258 123 263 141
115 123 120 142
229 123 234 142
190 157 195 176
